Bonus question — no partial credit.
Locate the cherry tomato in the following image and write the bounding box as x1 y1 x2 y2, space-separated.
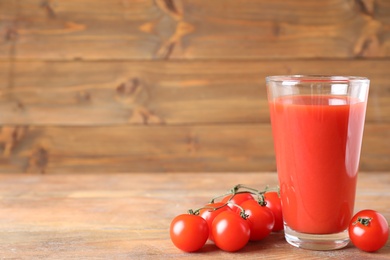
240 199 275 241
222 192 255 213
199 202 232 241
264 191 284 231
349 209 389 252
170 214 209 252
212 211 250 252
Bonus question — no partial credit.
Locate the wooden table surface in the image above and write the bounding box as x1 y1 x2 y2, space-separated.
0 172 388 259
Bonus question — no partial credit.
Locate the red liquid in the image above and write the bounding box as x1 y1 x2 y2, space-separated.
269 95 367 234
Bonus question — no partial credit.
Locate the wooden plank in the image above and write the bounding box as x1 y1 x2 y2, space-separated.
0 60 389 125
0 60 268 126
360 123 390 171
0 124 275 174
2 0 169 60
0 62 9 89
0 0 17 58
0 172 388 258
2 0 389 60
0 123 388 174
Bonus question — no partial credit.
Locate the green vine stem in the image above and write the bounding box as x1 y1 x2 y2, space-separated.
188 202 248 219
188 204 227 216
210 184 280 205
209 191 235 203
188 184 280 218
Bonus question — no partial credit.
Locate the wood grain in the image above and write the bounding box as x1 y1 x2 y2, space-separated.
0 0 17 58
0 124 275 173
0 172 388 258
0 123 388 174
0 60 389 125
1 1 390 174
1 0 390 60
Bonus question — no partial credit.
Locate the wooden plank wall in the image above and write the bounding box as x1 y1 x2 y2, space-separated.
0 0 389 174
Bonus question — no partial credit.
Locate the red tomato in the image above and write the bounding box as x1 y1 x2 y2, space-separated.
222 192 255 213
349 209 389 252
199 202 232 241
264 191 284 231
241 199 275 241
212 211 250 252
170 214 209 252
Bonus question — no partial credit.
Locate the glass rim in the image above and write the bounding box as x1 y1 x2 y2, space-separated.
266 75 369 83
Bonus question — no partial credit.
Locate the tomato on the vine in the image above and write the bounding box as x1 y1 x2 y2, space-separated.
199 202 232 241
241 199 275 241
212 211 250 252
170 214 209 252
264 191 284 232
349 209 389 252
222 192 254 212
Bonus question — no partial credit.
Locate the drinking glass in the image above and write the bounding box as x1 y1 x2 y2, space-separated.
266 75 369 250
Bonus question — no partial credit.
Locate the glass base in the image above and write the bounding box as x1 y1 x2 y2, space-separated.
284 225 350 251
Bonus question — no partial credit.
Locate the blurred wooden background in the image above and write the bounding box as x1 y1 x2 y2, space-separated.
0 0 389 174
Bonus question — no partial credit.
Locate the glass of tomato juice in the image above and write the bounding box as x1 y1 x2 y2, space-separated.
266 75 369 250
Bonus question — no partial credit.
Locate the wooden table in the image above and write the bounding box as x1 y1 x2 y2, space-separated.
0 172 388 259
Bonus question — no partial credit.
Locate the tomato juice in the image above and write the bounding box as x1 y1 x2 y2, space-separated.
269 95 367 234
